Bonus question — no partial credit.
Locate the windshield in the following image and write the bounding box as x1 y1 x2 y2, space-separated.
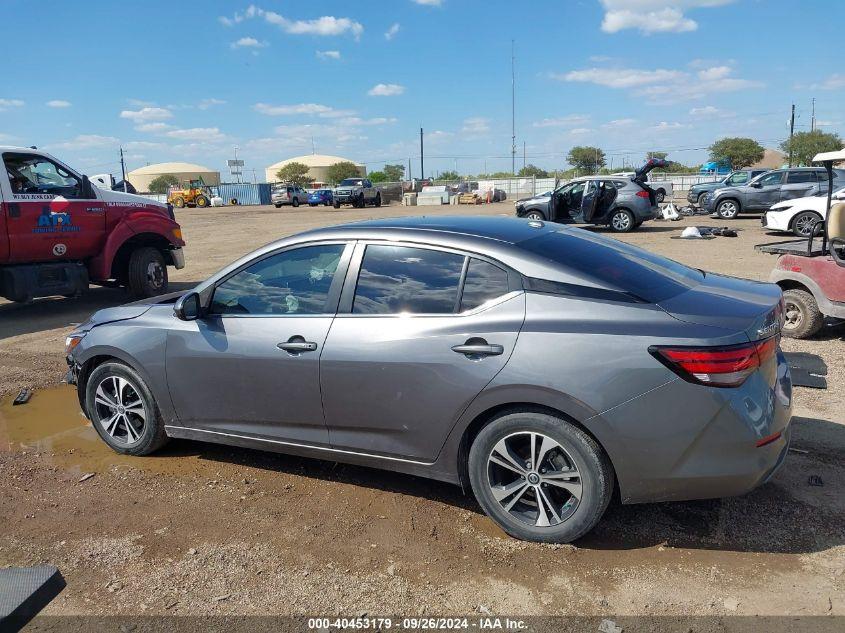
339 178 362 186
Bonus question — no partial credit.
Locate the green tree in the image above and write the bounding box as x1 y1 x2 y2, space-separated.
518 164 549 178
489 171 515 178
438 170 459 180
781 130 843 167
368 171 387 183
646 151 668 161
708 137 765 169
148 174 179 194
383 163 405 181
567 146 605 173
326 161 362 184
275 161 313 186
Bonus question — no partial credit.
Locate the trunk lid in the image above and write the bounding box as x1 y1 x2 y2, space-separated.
634 158 669 183
657 273 784 342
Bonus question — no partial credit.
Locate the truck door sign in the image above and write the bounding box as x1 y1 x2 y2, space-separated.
33 206 81 233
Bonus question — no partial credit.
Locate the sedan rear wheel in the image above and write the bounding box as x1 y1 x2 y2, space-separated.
468 411 614 543
85 361 168 455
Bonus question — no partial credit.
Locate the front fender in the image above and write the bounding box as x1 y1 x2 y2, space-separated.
89 212 183 281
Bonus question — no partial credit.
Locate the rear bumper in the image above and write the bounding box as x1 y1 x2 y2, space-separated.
594 350 793 505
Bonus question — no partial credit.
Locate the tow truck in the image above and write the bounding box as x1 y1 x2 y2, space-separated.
0 146 185 303
756 149 845 338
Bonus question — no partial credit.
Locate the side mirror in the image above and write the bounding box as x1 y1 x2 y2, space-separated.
749 182 762 188
174 291 202 321
81 174 95 198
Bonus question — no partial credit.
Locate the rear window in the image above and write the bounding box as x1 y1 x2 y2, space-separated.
519 230 703 303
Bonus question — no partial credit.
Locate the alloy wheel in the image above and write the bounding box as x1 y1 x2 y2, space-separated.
611 211 632 231
146 261 165 291
794 213 819 237
486 431 582 528
93 375 147 445
526 211 544 221
718 201 738 218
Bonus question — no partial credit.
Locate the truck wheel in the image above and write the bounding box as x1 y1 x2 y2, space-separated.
128 247 168 298
195 195 209 208
333 201 341 209
171 197 185 208
374 193 382 207
782 288 824 339
655 189 665 203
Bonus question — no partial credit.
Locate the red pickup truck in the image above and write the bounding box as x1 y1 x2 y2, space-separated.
0 147 185 303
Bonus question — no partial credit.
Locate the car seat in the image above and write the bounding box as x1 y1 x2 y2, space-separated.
828 202 845 267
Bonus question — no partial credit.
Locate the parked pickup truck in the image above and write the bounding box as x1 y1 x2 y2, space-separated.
0 146 185 303
333 178 382 208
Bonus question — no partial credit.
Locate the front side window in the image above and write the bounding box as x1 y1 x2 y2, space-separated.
756 172 784 186
211 244 345 315
460 259 510 312
4 153 82 198
353 245 465 315
727 172 749 185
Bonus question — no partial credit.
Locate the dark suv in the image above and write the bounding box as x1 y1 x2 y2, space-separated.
687 169 768 208
703 168 845 219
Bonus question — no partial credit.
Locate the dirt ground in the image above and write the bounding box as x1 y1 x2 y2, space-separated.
1 202 843 621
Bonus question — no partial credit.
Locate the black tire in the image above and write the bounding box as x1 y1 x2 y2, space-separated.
171 197 185 209
716 198 740 219
791 211 823 237
524 210 545 221
696 192 708 207
127 247 167 298
195 195 209 208
782 288 824 339
655 189 665 203
333 201 341 209
292 197 300 208
468 410 614 543
85 361 168 456
274 203 283 209
633 219 644 228
375 193 382 207
609 209 635 233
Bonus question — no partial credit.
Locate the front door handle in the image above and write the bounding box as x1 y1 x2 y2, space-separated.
277 336 318 354
451 341 504 357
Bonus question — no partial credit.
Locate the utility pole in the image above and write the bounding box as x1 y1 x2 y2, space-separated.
511 39 516 176
408 157 412 181
523 141 526 170
419 128 424 180
788 104 796 167
119 146 127 192
811 97 816 132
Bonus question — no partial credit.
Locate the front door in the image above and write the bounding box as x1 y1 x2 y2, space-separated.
745 171 784 210
320 243 525 462
2 152 105 263
165 242 351 445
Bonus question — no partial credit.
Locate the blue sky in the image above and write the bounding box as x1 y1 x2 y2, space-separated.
2 0 844 179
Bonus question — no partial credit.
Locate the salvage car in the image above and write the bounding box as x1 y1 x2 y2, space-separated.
271 184 309 208
687 169 768 208
703 167 845 219
515 159 666 232
308 189 334 207
66 216 791 543
762 186 845 237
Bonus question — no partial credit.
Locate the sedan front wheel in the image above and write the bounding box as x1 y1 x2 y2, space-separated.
468 411 614 543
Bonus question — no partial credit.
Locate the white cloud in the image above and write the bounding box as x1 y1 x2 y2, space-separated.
231 36 267 49
413 0 443 5
51 134 120 150
601 118 637 128
688 105 732 118
811 74 845 90
46 100 72 108
599 1 735 35
385 23 401 40
532 114 591 128
650 121 688 131
570 128 593 135
338 116 397 126
317 50 341 60
120 106 173 122
221 6 363 40
198 98 226 110
0 98 25 110
253 102 354 118
461 117 491 136
124 141 165 150
165 127 227 142
558 64 760 102
368 83 405 97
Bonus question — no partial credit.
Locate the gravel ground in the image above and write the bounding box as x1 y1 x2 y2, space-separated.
1 202 843 620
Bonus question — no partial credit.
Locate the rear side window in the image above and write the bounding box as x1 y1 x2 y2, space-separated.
787 171 816 184
353 245 465 314
519 230 703 303
460 259 510 311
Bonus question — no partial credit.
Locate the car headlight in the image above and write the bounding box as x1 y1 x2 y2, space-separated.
65 333 85 356
769 203 793 212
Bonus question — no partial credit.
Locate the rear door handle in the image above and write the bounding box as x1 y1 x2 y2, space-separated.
451 343 504 357
277 337 318 354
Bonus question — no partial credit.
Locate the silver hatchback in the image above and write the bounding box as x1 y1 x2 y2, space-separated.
66 216 792 543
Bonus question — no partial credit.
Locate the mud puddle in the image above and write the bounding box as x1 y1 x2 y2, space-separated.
0 385 200 476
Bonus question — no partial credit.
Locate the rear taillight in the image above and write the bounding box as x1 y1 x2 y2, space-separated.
650 337 778 387
636 190 650 198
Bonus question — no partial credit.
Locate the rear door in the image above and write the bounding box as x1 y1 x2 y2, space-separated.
320 243 525 462
2 152 105 263
781 170 819 201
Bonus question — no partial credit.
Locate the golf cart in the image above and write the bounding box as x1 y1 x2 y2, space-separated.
756 150 845 338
